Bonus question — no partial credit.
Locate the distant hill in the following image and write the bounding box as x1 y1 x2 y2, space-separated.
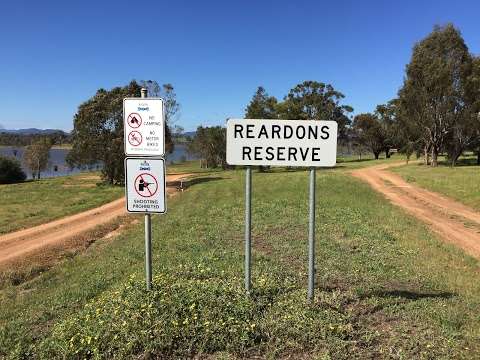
183 131 196 138
0 128 69 135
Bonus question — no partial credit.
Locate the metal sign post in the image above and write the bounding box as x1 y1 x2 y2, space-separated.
226 119 337 299
308 167 316 301
245 166 252 292
145 208 152 290
124 87 166 291
141 88 153 291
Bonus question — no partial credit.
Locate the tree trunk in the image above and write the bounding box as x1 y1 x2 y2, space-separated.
477 150 480 165
374 151 380 160
423 145 430 166
385 149 391 158
452 151 462 167
431 147 438 167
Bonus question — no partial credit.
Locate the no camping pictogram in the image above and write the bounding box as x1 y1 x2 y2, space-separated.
134 173 158 197
128 131 142 146
127 113 142 128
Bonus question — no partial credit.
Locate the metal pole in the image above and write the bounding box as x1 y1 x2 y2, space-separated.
141 87 153 290
245 166 252 292
308 167 316 301
145 212 152 290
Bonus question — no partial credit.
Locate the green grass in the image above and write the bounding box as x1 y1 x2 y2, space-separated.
336 153 406 169
0 161 213 235
392 159 480 210
0 173 123 235
1 167 479 358
166 160 221 175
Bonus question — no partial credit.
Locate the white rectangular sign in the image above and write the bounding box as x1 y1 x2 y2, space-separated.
124 98 165 157
226 119 337 167
125 157 166 214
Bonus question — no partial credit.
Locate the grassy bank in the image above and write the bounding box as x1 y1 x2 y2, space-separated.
0 173 123 234
1 166 479 358
392 158 480 210
0 161 211 235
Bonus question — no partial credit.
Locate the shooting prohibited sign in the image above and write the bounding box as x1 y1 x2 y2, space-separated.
125 157 166 213
124 98 165 156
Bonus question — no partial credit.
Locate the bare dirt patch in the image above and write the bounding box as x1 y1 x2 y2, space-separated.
351 163 480 259
0 173 195 270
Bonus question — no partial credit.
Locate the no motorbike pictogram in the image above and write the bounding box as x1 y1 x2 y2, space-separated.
128 131 142 146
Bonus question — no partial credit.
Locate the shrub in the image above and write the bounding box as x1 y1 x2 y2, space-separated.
0 156 26 184
39 260 348 358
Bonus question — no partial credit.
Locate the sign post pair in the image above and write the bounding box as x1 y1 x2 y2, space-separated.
226 119 338 301
124 90 167 290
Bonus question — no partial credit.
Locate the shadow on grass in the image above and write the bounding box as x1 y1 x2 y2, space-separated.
367 289 456 300
167 176 225 189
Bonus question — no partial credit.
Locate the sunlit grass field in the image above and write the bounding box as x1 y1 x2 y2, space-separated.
0 161 216 235
392 156 480 210
1 166 479 358
0 173 123 234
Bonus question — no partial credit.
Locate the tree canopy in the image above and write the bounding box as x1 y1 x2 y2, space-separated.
0 156 26 184
67 80 178 184
244 81 353 141
187 126 226 169
398 24 475 166
23 138 52 179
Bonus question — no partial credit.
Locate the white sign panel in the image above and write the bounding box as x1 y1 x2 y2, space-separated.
124 98 165 157
125 158 166 214
226 119 337 167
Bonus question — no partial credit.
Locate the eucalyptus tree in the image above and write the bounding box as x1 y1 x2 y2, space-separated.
398 24 473 166
67 80 178 184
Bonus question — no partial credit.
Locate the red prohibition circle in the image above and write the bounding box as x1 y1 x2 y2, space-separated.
134 173 158 197
127 113 142 128
128 131 142 146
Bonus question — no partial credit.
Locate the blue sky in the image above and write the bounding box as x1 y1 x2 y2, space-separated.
0 0 479 132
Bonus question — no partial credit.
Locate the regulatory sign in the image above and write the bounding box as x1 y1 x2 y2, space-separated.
124 98 165 157
226 119 337 167
125 157 166 213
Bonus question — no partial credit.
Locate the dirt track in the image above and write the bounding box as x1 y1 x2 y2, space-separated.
352 163 480 259
0 174 192 265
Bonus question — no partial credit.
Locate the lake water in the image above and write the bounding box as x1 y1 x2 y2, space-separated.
0 143 197 179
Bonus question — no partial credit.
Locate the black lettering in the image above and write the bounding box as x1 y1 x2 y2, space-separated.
308 125 318 139
234 124 244 138
272 125 281 139
254 147 262 160
288 147 298 161
246 124 255 138
265 147 275 160
296 125 306 139
321 125 330 140
284 125 293 139
277 147 286 161
312 147 321 161
258 125 269 139
299 147 309 161
242 147 252 160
